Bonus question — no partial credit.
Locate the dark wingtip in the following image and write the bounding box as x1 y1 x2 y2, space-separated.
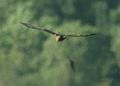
20 22 27 26
89 33 96 35
82 33 97 37
20 22 32 28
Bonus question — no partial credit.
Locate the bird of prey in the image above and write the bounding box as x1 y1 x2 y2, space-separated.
21 22 96 42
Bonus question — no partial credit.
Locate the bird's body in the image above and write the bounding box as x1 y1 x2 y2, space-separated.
55 35 66 42
21 22 96 42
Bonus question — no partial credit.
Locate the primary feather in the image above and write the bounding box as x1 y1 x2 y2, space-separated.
21 22 59 35
64 33 96 37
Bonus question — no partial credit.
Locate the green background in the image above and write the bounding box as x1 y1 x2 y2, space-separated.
0 0 120 86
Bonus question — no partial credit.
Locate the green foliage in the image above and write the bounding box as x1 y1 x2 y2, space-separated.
0 0 120 86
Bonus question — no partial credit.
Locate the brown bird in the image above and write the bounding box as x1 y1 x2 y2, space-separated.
21 22 96 42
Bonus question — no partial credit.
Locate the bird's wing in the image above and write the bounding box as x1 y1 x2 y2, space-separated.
64 33 96 37
21 22 60 35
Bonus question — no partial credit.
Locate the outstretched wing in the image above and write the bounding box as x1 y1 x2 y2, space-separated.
64 33 96 37
21 22 60 35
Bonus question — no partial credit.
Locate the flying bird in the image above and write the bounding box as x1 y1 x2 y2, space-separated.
21 22 96 42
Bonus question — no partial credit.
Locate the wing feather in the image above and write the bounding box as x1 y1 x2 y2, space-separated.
64 33 96 37
21 22 59 35
21 22 96 37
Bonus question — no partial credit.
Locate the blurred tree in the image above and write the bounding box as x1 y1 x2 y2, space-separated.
0 0 120 86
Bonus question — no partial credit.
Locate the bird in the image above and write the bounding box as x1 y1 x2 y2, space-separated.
21 22 96 42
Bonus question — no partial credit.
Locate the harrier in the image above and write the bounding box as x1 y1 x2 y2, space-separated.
21 22 96 42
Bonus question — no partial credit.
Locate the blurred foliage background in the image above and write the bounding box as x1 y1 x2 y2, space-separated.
0 0 120 86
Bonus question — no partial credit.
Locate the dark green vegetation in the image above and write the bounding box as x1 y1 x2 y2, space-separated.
0 0 120 86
